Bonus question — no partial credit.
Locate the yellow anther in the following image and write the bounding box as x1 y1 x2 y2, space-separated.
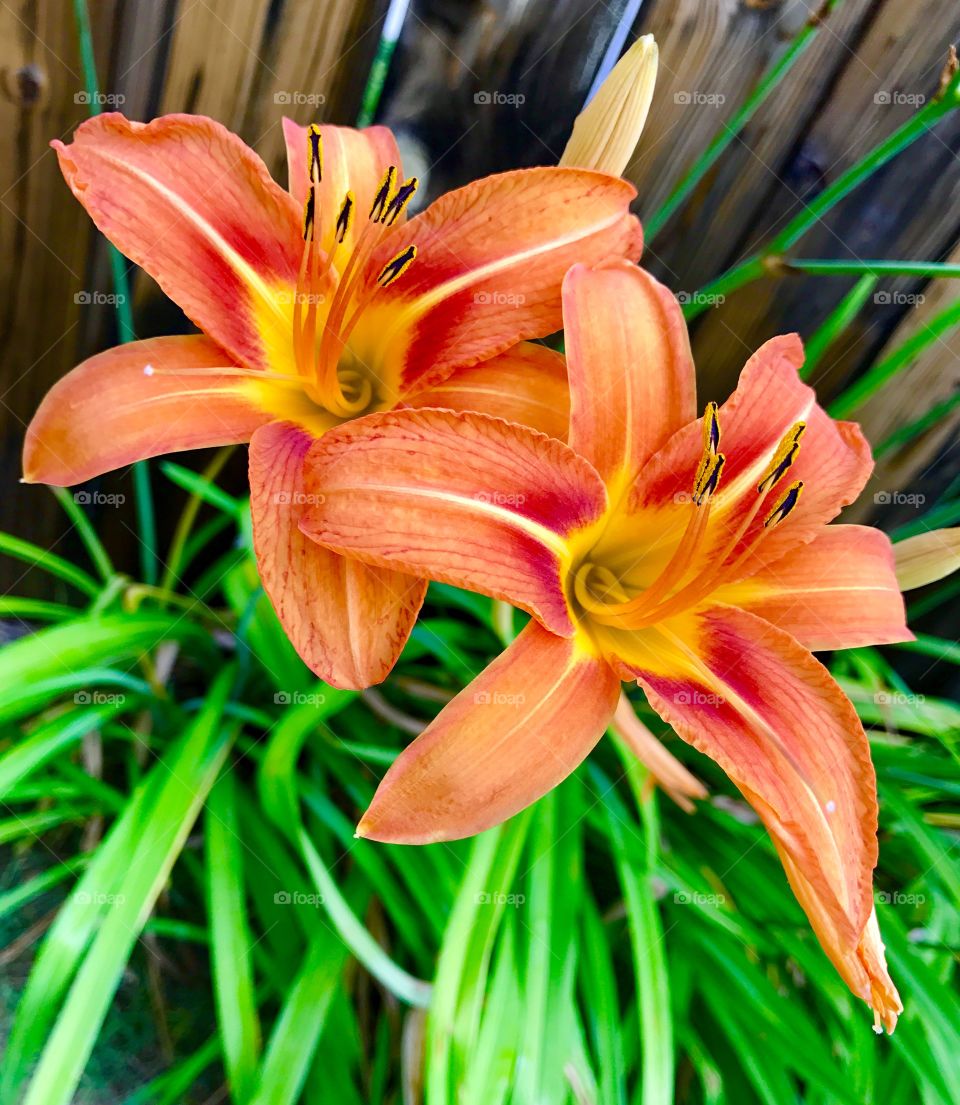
335 191 355 244
369 165 396 222
702 401 721 455
693 452 725 506
382 176 419 225
302 190 316 241
307 124 323 185
758 422 806 494
764 480 804 528
377 244 417 288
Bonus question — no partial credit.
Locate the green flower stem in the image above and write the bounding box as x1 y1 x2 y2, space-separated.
786 259 960 279
874 391 960 459
645 0 844 242
160 447 235 600
73 0 156 584
829 296 960 417
800 274 878 379
685 75 960 322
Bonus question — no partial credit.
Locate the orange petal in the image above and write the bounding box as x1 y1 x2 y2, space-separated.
778 855 901 1033
564 261 695 488
300 408 606 637
349 166 642 397
621 604 877 963
715 525 912 651
282 117 401 255
893 527 960 590
611 693 706 812
54 114 302 371
357 621 621 843
634 334 873 574
23 336 272 485
403 341 569 439
249 421 426 689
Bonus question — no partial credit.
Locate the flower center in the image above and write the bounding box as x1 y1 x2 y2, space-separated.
571 406 807 632
292 126 419 419
141 128 420 429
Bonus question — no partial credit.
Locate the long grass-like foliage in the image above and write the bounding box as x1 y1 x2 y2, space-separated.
1 5 958 1103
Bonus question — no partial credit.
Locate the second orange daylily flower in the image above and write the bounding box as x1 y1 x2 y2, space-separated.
299 260 911 1032
23 113 641 686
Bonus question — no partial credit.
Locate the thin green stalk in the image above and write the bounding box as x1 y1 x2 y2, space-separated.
73 0 156 584
51 487 115 583
686 74 960 320
829 296 960 417
160 446 235 597
646 0 843 241
800 273 877 378
874 391 960 458
786 259 960 279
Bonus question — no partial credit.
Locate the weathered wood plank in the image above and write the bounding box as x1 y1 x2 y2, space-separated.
0 0 120 587
689 0 960 397
844 239 960 526
636 0 878 291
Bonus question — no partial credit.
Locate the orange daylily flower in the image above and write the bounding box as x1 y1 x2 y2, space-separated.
23 113 642 687
300 260 911 1031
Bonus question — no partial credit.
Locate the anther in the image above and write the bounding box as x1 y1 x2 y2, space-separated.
302 190 316 241
703 400 721 455
764 480 804 527
693 453 725 506
369 166 396 222
335 191 355 244
377 244 417 288
307 124 323 185
758 422 805 494
382 177 419 225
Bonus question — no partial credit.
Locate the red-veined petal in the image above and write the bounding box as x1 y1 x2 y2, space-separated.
282 117 401 255
633 334 873 576
249 421 426 689
300 408 607 636
617 604 877 968
348 166 642 397
357 620 620 843
715 525 912 651
564 261 695 488
23 336 272 485
403 341 569 439
778 855 901 1033
54 113 302 371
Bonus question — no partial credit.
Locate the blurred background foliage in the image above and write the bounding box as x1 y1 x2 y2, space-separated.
0 1 959 1102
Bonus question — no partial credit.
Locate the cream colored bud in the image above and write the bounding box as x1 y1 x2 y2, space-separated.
893 528 960 590
560 34 658 175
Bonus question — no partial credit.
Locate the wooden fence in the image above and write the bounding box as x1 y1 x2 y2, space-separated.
1 0 958 591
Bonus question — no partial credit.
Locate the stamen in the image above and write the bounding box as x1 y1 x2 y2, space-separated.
757 422 805 493
307 124 323 185
377 244 418 288
382 177 419 225
369 166 396 222
335 191 355 244
302 189 316 241
693 453 725 506
764 480 804 528
703 400 721 455
693 402 722 501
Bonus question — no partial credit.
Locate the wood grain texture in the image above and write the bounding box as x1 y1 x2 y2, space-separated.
0 0 120 584
687 0 960 398
844 239 960 526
